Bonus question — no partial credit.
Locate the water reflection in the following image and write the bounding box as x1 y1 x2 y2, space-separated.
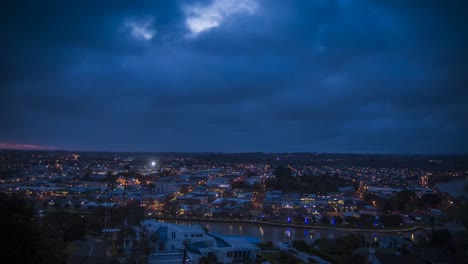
167 219 416 243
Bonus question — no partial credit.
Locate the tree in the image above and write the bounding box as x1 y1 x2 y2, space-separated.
142 182 156 215
345 216 358 225
357 214 375 227
122 178 129 205
430 229 451 246
0 193 66 264
389 190 417 212
82 166 93 181
378 214 403 227
320 216 330 224
417 193 442 209
104 170 117 232
336 233 361 259
270 166 296 191
333 216 343 225
294 214 305 223
115 200 145 226
116 224 136 258
136 225 158 264
147 182 155 201
199 256 209 264
104 170 117 182
36 222 65 264
199 254 217 264
292 240 309 252
43 211 86 243
253 181 262 192
273 167 292 182
231 180 248 189
462 200 468 230
279 249 297 264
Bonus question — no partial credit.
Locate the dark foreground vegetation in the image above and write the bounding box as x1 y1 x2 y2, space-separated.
0 192 147 264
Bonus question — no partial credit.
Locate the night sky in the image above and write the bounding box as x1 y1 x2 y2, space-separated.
1 0 467 154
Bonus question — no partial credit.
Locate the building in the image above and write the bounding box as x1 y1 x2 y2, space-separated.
141 220 260 264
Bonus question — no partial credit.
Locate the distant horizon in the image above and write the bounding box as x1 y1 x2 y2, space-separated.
0 143 466 156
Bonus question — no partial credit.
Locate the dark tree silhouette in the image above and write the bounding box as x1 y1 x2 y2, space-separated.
43 211 86 243
379 214 403 227
0 193 66 264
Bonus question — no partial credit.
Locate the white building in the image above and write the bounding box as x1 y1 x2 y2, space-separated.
141 220 260 264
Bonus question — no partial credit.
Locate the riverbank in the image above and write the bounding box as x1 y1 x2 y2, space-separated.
155 216 424 233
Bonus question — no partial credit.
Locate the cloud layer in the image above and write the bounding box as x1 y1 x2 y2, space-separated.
0 0 467 153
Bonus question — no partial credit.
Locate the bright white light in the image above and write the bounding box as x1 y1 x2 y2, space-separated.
151 161 156 167
125 18 155 40
184 0 258 35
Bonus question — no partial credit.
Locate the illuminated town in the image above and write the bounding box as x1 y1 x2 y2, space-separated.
1 151 467 263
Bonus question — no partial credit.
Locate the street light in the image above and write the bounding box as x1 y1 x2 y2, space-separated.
182 239 191 264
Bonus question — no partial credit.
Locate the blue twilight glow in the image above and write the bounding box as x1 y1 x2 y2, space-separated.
1 1 467 153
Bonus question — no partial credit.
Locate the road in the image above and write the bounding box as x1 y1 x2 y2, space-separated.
295 250 330 264
276 241 330 264
66 237 108 264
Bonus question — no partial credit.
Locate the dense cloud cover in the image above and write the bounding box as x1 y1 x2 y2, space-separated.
0 0 467 153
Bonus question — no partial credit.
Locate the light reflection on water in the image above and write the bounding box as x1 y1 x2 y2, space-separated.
166 220 376 242
165 219 413 243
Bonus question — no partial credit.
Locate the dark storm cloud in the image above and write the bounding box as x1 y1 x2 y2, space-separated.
0 0 184 83
0 0 466 153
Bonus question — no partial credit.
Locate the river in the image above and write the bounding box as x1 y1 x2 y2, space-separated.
436 177 467 198
159 219 419 244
